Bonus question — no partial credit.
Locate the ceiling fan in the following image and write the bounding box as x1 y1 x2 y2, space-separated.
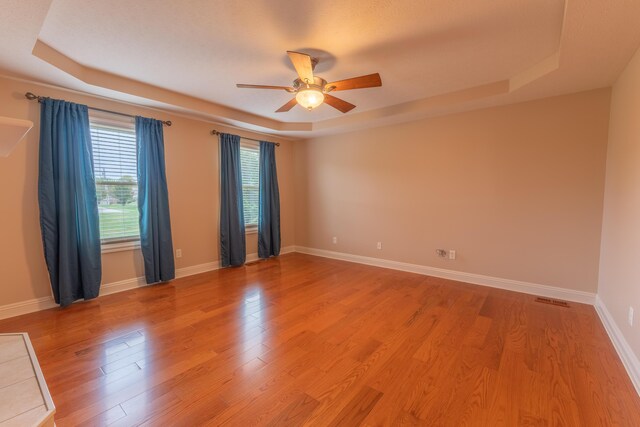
236 51 382 113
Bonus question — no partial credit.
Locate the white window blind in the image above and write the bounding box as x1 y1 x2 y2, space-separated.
89 113 140 242
240 143 259 229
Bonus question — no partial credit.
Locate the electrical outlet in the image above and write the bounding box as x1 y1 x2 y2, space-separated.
377 242 382 250
629 307 634 326
176 249 182 258
449 250 456 260
332 236 337 244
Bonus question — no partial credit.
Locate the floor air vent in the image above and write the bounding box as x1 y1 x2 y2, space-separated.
535 297 570 308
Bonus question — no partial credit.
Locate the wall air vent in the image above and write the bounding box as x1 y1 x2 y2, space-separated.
534 297 570 308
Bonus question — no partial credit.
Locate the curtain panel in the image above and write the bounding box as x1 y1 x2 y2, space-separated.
136 116 175 283
38 98 102 306
258 141 281 258
219 133 246 267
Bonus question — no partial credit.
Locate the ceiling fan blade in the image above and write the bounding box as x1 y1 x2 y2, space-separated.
323 94 356 113
237 84 294 91
287 51 314 83
326 73 382 91
275 98 298 113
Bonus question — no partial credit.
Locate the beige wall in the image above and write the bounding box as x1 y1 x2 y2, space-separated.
0 76 296 307
0 74 617 310
598 47 640 357
295 89 611 293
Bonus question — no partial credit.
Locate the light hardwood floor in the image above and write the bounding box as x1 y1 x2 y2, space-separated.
0 253 638 426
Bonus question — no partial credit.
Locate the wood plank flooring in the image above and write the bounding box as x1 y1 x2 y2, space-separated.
0 253 639 426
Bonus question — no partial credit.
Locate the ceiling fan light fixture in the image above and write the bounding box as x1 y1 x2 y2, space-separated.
296 88 324 110
237 51 381 114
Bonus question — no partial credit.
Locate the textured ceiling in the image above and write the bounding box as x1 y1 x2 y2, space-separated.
38 0 564 122
1 0 640 137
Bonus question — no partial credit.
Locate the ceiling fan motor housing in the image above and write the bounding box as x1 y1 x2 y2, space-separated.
293 76 328 92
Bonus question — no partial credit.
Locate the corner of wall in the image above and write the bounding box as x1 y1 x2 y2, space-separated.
595 296 640 394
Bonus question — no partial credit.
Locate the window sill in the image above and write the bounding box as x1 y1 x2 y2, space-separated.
246 226 258 235
101 240 141 254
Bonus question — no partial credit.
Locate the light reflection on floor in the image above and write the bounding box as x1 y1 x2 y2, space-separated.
100 329 149 406
241 287 267 363
94 287 269 416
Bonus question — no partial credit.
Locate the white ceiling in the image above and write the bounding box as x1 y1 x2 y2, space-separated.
1 0 640 137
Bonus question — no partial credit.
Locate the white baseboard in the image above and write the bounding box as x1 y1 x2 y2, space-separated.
100 276 148 295
294 246 596 305
282 245 298 255
594 295 640 395
0 245 296 320
0 296 58 320
246 253 260 263
175 261 220 279
246 245 296 262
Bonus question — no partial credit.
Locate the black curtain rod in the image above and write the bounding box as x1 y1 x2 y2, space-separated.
210 129 280 146
24 92 172 126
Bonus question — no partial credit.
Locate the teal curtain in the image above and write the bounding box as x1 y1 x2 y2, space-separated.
38 98 101 307
258 141 281 258
136 117 175 283
220 133 246 266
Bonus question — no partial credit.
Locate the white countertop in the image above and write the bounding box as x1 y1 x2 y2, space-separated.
0 334 55 426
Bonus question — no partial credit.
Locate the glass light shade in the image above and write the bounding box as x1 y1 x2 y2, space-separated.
296 88 325 110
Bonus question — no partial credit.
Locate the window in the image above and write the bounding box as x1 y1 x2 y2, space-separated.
240 142 259 231
89 112 140 245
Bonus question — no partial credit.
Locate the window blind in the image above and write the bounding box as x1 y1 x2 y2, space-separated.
90 115 140 242
240 143 259 228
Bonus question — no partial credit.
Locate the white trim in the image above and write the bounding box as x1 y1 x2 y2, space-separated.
2 72 298 142
100 276 148 295
175 261 220 279
0 297 58 320
101 240 141 254
294 246 596 305
594 295 640 395
246 245 296 263
19 333 56 412
281 245 297 255
0 333 56 426
0 245 296 320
